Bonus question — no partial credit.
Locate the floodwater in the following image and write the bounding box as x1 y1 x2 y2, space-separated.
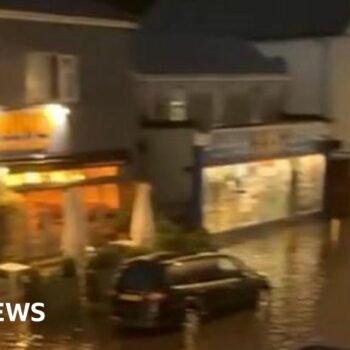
1 218 350 350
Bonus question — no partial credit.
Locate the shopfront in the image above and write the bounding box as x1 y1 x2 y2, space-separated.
0 104 134 261
197 123 330 234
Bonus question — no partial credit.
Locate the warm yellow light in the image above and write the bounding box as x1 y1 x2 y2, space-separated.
33 154 46 160
5 174 24 187
0 262 31 273
70 174 86 182
45 104 70 126
0 167 9 177
50 171 68 183
25 172 42 184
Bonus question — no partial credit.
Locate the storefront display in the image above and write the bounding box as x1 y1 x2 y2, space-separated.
202 154 326 234
293 155 326 214
0 159 134 260
0 104 136 262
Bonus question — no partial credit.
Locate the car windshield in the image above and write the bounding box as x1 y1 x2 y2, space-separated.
118 261 165 292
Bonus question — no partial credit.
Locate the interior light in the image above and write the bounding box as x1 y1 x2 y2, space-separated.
45 104 70 126
70 174 86 182
25 172 42 184
5 174 23 187
33 154 46 160
50 171 68 183
0 262 31 272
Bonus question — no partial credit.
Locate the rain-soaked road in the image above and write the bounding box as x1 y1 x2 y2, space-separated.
1 218 350 350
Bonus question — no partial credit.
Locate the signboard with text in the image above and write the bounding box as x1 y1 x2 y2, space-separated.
0 107 57 153
202 123 329 165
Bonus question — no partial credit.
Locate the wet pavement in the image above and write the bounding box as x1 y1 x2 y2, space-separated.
1 218 350 350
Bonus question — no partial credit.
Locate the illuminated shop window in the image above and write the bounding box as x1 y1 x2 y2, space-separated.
202 154 326 234
291 154 326 213
4 166 118 188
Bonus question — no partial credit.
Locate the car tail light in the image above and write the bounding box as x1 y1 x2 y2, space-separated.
145 292 166 301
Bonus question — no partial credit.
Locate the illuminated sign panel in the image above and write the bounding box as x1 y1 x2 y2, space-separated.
203 123 329 165
0 104 69 153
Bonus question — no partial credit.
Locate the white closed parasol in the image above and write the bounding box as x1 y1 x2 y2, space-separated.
130 183 155 249
62 188 87 266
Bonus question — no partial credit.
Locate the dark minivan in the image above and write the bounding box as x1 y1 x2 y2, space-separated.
111 252 270 328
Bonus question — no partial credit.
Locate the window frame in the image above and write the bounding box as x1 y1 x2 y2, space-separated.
25 51 80 104
168 88 188 122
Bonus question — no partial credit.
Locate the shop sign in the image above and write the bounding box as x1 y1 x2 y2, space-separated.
0 105 67 153
203 123 328 164
251 129 286 155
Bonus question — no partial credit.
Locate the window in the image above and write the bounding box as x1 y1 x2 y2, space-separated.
118 262 165 292
26 52 79 103
167 257 241 285
26 52 55 103
169 89 187 121
216 257 242 278
57 55 79 102
168 259 217 285
167 261 197 285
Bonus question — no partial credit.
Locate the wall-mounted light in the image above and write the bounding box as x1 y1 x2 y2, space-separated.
44 104 70 126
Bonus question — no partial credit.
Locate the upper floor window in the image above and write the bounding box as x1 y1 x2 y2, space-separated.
168 88 187 121
26 52 79 104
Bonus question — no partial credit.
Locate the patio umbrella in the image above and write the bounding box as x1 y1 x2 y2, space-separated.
61 188 87 266
130 183 155 249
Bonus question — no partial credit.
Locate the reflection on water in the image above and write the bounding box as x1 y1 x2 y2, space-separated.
1 219 350 349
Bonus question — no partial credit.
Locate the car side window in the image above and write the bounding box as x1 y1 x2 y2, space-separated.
167 262 194 285
167 257 243 286
167 259 220 285
216 257 243 279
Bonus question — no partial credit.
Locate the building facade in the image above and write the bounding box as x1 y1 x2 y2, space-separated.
256 36 350 151
131 1 340 233
132 30 336 234
198 123 329 233
0 1 139 260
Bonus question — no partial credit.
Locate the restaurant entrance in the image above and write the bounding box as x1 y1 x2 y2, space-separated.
0 104 137 262
0 154 135 262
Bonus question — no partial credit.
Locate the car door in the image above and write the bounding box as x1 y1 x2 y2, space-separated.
181 257 238 314
216 256 257 309
167 259 212 317
188 258 226 314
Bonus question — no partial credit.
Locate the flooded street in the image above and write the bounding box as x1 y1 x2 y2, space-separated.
1 218 350 349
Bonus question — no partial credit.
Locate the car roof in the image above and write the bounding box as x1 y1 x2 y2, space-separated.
125 250 236 265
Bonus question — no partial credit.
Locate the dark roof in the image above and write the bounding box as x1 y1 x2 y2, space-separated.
0 0 136 22
133 33 286 75
142 0 350 40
